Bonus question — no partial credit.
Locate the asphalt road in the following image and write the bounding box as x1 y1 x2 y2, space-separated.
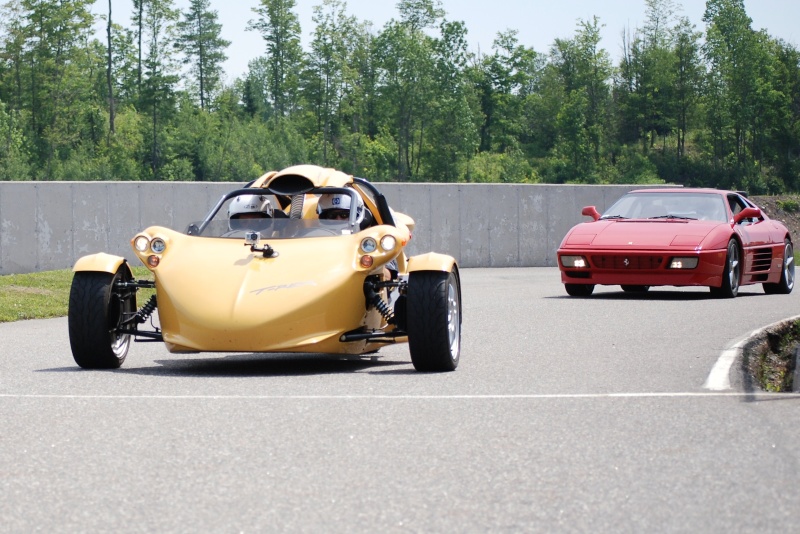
2 268 800 533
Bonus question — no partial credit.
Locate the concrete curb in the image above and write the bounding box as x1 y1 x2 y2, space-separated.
735 314 800 392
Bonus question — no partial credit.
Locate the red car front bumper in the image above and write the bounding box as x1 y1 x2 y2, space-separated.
557 248 728 288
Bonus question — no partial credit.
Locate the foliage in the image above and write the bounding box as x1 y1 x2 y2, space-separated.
0 0 798 187
175 0 230 110
776 198 800 213
0 98 30 179
466 150 537 183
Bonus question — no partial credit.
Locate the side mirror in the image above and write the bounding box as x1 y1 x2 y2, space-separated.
581 206 601 221
734 206 761 224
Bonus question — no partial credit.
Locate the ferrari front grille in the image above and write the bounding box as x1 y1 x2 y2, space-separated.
751 248 773 272
591 255 664 270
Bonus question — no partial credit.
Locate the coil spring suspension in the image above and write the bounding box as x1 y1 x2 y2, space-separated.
134 295 158 324
370 292 394 323
365 278 394 323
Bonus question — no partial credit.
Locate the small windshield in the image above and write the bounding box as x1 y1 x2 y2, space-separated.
186 218 353 239
185 191 357 239
602 192 728 222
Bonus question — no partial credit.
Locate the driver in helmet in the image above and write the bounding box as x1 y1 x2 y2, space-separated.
317 192 374 229
228 194 273 229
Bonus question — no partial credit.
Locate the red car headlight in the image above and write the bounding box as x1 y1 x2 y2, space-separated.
561 255 589 268
668 257 699 269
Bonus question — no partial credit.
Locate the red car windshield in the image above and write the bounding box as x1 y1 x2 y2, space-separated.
602 192 728 222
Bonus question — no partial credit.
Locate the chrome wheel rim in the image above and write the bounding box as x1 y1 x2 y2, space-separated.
729 244 740 293
784 242 795 290
447 276 460 360
108 280 132 359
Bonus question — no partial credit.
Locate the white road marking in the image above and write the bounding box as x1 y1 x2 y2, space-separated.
1 393 799 400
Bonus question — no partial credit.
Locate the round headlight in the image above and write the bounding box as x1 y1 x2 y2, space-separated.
380 235 396 251
361 237 378 253
150 238 166 254
134 236 150 252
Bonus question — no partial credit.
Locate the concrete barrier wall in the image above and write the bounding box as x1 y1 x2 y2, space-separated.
0 181 654 275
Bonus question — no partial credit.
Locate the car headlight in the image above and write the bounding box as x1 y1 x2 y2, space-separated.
361 237 378 253
150 238 166 254
669 257 699 269
134 236 150 252
380 235 396 251
561 255 589 268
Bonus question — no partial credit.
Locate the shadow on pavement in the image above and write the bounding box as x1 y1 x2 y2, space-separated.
546 289 762 301
39 353 413 378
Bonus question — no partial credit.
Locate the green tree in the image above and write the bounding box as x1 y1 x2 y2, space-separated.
105 0 115 134
703 0 781 189
769 40 800 190
241 56 271 120
672 16 703 161
474 30 541 155
302 0 357 165
247 0 303 119
549 17 612 181
0 0 27 114
0 97 30 179
373 0 445 180
17 0 99 177
175 0 229 110
140 0 179 178
616 0 679 150
425 19 479 182
132 0 145 94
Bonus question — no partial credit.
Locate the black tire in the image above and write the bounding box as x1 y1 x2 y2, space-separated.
407 270 461 372
68 268 134 369
621 285 650 293
710 239 740 298
565 283 595 297
764 239 795 294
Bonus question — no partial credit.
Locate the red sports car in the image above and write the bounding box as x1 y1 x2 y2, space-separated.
557 188 794 297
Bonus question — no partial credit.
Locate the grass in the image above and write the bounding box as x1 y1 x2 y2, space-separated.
0 266 154 323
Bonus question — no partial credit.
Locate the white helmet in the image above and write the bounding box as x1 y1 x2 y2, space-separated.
228 194 273 218
227 194 273 229
317 192 364 224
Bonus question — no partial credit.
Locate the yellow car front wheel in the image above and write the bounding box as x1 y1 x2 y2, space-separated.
407 270 461 372
68 269 134 369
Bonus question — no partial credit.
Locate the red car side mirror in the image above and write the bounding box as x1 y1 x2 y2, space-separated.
734 206 761 224
581 206 601 221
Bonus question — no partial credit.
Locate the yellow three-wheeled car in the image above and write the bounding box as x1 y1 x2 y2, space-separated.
68 165 461 372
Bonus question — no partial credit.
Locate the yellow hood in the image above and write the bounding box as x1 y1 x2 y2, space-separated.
133 226 403 353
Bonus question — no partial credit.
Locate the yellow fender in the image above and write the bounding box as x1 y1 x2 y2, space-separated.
407 252 457 274
73 252 132 277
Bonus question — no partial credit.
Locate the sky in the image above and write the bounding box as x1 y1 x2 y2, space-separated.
97 0 800 83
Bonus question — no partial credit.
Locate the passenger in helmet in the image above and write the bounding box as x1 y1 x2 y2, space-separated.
228 194 273 230
317 190 376 230
318 192 358 221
